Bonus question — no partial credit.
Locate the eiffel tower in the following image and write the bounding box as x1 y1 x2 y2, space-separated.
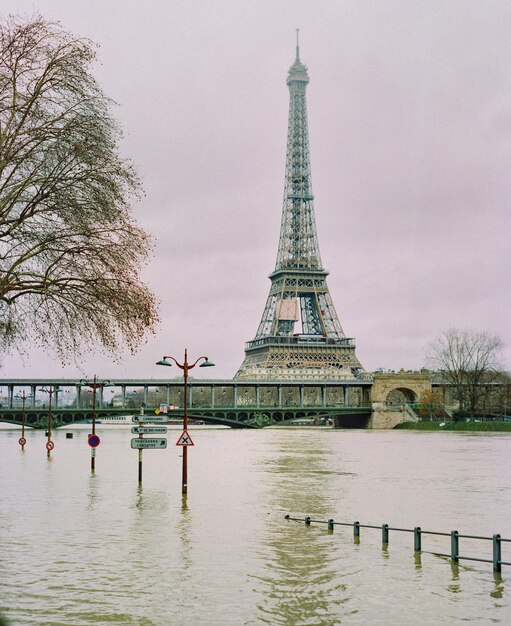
235 37 364 381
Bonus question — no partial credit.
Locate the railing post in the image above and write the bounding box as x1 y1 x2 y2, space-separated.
493 534 502 573
450 530 459 562
382 523 389 545
414 527 422 552
353 521 360 538
305 516 311 526
328 518 334 532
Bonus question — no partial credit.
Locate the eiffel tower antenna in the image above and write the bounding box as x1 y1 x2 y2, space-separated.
235 39 364 381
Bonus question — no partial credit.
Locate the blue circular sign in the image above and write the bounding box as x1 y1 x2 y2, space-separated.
88 434 101 448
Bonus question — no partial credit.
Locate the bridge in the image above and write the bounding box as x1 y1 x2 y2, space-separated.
0 378 373 429
2 373 461 429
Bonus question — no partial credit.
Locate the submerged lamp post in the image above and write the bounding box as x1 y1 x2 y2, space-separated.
41 385 58 458
78 376 113 472
156 349 215 495
14 391 31 449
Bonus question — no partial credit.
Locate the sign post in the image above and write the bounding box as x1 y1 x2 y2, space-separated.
138 423 143 483
156 350 215 496
16 390 30 450
130 438 168 449
132 414 168 423
131 416 168 484
78 376 113 473
40 385 57 459
176 430 194 447
88 434 101 448
88 437 99 463
131 426 168 435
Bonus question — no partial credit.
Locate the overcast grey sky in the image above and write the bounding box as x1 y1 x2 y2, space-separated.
2 0 510 380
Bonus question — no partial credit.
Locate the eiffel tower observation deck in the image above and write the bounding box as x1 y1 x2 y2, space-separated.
236 38 364 381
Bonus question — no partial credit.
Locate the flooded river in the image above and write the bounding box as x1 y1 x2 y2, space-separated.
0 426 510 625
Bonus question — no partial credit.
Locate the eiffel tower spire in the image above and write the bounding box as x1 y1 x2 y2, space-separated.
236 41 363 381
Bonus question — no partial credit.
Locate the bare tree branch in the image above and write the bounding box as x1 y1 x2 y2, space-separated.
427 328 504 417
0 15 159 362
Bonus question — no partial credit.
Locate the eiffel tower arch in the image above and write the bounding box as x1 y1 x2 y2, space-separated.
236 39 364 381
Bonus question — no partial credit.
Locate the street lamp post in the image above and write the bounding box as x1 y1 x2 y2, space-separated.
78 376 113 472
41 386 58 458
15 391 31 449
156 349 214 495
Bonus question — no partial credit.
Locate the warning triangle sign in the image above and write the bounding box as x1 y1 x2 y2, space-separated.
176 430 194 446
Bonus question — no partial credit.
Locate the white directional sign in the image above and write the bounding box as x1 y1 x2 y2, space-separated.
130 438 167 449
132 415 168 423
131 426 168 434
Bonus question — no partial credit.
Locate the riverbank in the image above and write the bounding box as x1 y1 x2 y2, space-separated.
395 421 511 432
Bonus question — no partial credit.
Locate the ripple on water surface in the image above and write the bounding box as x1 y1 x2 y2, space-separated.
0 428 510 625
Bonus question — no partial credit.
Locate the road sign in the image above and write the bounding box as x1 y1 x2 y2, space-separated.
176 430 194 446
131 426 167 434
88 434 101 448
46 440 54 451
18 437 26 446
130 438 167 449
91 448 97 457
132 415 168 423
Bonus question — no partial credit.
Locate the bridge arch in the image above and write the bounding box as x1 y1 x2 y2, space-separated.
385 387 418 405
371 372 432 406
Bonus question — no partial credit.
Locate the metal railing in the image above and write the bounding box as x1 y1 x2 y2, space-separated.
285 515 510 573
246 336 356 349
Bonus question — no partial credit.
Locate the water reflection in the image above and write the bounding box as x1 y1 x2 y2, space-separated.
1 429 510 624
86 474 98 512
178 496 193 580
491 573 504 599
252 434 348 625
448 561 461 593
135 484 144 510
414 552 422 570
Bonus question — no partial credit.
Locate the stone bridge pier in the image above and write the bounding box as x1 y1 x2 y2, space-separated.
368 371 432 428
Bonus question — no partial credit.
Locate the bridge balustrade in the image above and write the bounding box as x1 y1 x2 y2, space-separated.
0 379 372 411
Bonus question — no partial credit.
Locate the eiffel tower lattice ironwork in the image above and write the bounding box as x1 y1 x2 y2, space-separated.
235 39 364 381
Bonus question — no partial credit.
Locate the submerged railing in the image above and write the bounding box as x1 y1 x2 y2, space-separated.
285 515 510 573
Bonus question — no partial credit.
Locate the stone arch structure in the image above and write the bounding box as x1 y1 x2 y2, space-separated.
385 386 418 405
371 371 432 405
369 371 433 429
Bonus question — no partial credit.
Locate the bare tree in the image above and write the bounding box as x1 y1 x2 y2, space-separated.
426 329 504 417
0 15 159 361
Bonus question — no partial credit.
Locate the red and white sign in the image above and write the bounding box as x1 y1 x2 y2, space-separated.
176 430 194 446
46 440 55 451
19 437 26 446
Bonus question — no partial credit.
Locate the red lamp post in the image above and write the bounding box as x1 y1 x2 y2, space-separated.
41 385 58 458
156 349 214 495
15 391 31 449
78 376 113 472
